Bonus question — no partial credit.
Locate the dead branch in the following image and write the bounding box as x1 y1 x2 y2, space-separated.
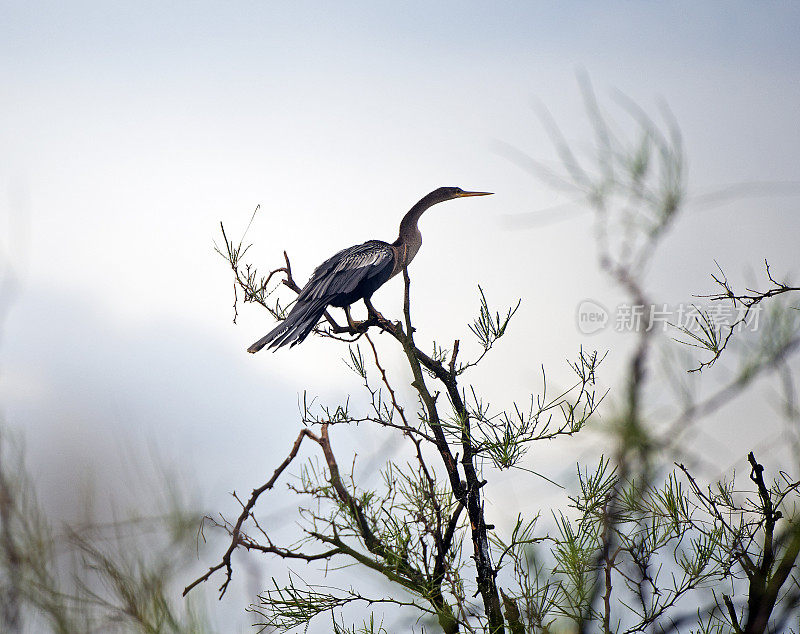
183 427 320 598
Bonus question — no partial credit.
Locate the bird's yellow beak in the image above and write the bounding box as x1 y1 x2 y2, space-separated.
457 190 493 197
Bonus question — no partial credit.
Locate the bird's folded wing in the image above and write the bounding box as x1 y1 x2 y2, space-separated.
298 240 394 301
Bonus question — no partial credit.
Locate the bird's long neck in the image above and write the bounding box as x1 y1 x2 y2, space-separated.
393 190 442 260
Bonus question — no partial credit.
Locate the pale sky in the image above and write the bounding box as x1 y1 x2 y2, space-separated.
1 2 799 629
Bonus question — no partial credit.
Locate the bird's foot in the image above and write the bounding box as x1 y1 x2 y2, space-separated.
368 311 395 335
371 310 389 324
345 313 372 334
364 301 389 326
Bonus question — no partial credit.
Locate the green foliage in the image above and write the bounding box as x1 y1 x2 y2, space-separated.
467 286 521 355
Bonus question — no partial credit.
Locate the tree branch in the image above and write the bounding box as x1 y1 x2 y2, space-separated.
183 427 320 597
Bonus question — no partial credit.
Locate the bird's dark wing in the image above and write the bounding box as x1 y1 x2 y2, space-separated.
297 240 395 303
248 241 394 353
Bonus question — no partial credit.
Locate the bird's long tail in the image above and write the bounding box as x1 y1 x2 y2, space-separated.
247 298 330 353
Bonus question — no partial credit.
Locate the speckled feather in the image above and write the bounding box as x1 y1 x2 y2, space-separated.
298 241 395 303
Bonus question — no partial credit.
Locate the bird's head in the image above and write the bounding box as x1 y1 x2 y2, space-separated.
401 187 493 231
433 186 494 203
399 186 494 240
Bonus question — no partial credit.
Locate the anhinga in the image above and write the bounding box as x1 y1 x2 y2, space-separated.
247 186 493 352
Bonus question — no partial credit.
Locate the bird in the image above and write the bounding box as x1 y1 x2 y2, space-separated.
247 186 493 352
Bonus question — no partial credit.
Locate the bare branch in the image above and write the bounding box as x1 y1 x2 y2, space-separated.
183 427 320 598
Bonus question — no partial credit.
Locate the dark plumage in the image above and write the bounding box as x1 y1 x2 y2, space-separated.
247 186 492 352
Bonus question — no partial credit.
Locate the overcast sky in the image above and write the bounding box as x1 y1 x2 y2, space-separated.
1 2 799 628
